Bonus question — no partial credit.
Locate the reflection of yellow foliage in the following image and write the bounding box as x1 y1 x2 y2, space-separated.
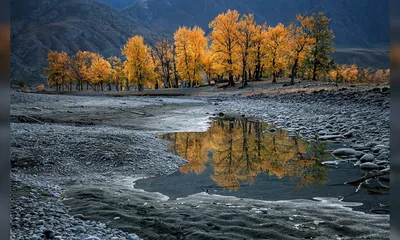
161 119 329 191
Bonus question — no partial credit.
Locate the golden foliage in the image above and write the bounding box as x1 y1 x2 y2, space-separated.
251 23 269 81
88 54 112 86
264 23 290 82
153 39 175 88
69 51 98 88
122 35 155 90
327 64 389 84
107 56 126 90
44 51 71 88
174 26 208 86
43 10 383 89
287 19 315 83
237 14 257 83
37 84 45 90
203 47 216 84
209 10 241 86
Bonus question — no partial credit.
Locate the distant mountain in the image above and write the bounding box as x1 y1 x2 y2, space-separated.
121 0 389 49
95 0 138 10
11 0 156 85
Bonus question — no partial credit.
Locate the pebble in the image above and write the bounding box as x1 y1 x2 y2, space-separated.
318 135 345 141
10 177 140 240
360 162 379 170
85 236 101 240
10 89 390 239
332 148 356 156
360 154 375 163
355 151 365 159
76 225 87 233
127 233 140 240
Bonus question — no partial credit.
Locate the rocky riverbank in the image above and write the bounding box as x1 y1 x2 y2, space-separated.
10 81 390 239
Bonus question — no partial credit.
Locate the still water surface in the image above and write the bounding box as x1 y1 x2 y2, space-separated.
135 117 389 212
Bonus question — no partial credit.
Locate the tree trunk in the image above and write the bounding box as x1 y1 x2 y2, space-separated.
248 69 252 81
272 73 277 83
290 58 299 85
228 74 235 87
86 82 89 90
312 60 318 81
100 82 104 91
242 62 247 87
272 58 277 83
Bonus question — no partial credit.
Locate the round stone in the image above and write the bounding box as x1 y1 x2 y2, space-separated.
127 233 140 240
360 162 379 170
360 154 375 163
76 226 87 233
332 148 356 156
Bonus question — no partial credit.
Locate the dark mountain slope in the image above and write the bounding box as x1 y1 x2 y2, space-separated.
95 0 138 10
11 0 155 84
122 0 389 48
118 0 389 69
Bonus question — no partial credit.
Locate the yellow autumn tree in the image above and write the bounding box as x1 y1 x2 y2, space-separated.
301 13 335 81
203 47 216 85
287 16 315 85
375 69 384 84
383 69 390 83
44 51 71 91
342 64 358 83
152 38 174 88
358 68 374 83
252 23 268 81
149 48 163 89
265 23 290 83
87 54 112 91
209 10 241 87
107 56 126 91
174 26 207 87
122 35 155 91
237 13 257 86
69 51 97 90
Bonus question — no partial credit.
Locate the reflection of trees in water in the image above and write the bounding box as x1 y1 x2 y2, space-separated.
161 118 329 191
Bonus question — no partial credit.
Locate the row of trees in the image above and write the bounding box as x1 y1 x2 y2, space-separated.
324 64 390 84
44 10 388 91
44 51 126 91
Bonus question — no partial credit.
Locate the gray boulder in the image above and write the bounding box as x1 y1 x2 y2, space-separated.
360 162 379 170
360 154 375 163
332 148 356 156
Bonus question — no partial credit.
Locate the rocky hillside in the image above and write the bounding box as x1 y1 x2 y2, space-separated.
95 0 137 10
122 0 389 48
11 0 156 85
120 0 389 69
